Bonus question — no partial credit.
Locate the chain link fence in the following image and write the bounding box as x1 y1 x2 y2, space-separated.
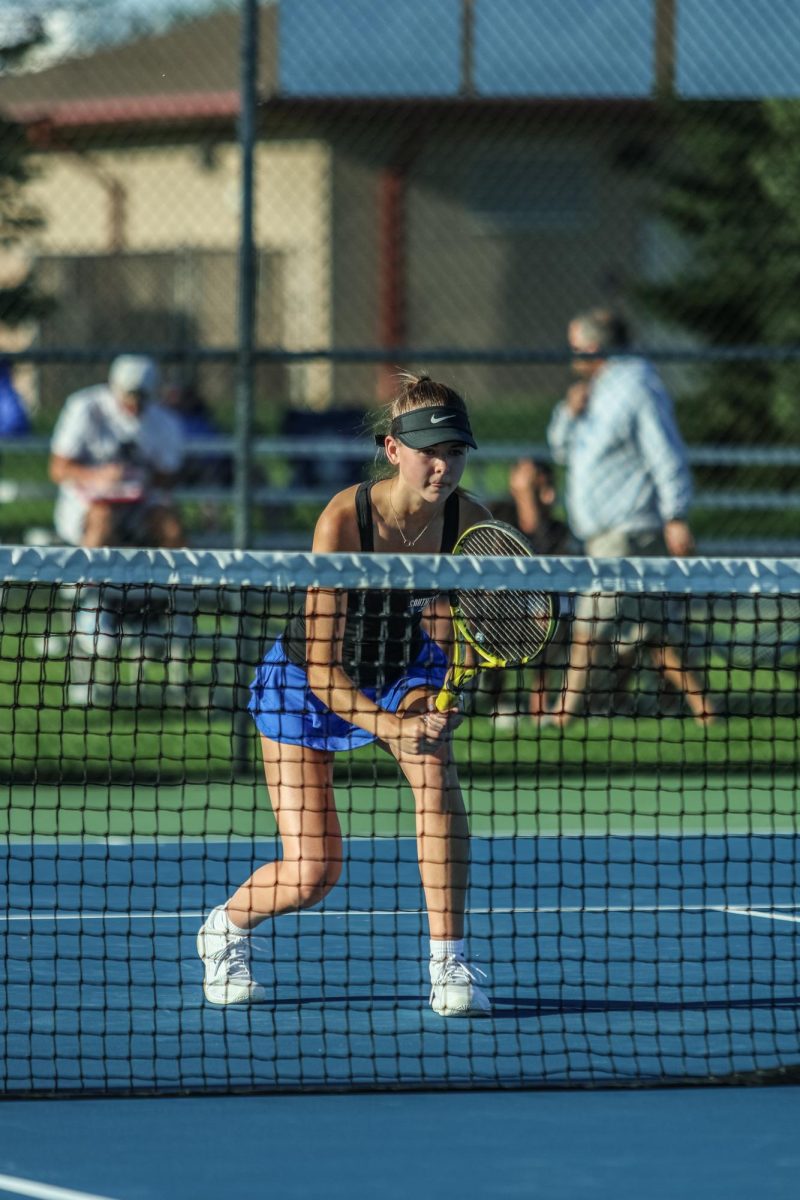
0 0 799 550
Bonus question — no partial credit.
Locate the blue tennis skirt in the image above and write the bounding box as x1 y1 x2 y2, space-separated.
248 633 448 752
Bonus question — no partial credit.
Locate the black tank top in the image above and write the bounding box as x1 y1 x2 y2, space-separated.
282 481 460 689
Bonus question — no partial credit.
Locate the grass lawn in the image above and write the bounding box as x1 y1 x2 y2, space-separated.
0 581 797 838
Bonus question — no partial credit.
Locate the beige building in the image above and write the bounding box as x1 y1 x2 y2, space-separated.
0 3 664 426
0 7 332 414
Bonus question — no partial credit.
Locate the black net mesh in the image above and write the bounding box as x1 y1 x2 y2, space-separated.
1 547 799 1096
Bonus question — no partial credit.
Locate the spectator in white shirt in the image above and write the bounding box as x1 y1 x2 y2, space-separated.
49 355 184 549
49 356 187 703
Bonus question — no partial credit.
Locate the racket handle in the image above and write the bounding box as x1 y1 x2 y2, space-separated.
435 685 460 712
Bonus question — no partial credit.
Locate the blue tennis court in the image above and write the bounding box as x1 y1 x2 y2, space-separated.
3 833 799 1094
0 1085 799 1200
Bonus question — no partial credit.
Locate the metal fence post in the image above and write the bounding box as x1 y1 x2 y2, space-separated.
234 0 258 551
233 0 259 777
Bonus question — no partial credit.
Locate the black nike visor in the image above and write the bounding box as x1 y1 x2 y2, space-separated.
374 405 478 450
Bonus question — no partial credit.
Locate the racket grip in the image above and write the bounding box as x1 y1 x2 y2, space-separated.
435 686 459 712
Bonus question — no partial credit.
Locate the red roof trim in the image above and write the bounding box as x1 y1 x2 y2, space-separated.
9 90 241 129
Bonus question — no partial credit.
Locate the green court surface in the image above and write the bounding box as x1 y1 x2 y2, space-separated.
2 684 798 837
3 766 797 840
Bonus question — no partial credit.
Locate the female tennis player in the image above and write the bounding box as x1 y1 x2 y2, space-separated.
197 374 493 1016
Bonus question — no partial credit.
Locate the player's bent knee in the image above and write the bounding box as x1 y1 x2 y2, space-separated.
293 859 342 908
294 880 334 908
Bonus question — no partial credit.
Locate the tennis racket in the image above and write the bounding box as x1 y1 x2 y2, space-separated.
434 519 558 712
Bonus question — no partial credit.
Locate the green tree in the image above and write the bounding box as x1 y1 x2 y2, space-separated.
751 100 800 441
637 101 792 446
0 16 51 327
0 118 53 326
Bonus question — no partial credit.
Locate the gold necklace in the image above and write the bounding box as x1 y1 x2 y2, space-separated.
389 482 437 548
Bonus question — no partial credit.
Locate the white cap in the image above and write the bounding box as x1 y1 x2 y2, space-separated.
108 355 160 400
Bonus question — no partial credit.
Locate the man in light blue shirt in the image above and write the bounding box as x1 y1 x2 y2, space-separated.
548 311 693 554
544 309 713 726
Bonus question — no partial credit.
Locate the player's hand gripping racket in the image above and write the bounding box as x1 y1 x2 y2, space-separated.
435 520 558 712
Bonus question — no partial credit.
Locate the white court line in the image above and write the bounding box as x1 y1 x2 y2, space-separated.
0 1174 118 1200
3 903 800 924
0 911 204 924
719 906 800 925
6 829 800 844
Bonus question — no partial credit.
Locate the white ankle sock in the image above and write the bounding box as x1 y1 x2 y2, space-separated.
430 938 465 961
211 904 249 936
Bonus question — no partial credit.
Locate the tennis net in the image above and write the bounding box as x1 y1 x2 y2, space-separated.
1 546 799 1096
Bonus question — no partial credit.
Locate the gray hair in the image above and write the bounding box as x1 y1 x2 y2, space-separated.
572 309 630 353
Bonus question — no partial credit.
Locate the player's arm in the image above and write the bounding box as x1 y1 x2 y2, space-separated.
304 490 408 743
420 594 471 735
421 595 456 656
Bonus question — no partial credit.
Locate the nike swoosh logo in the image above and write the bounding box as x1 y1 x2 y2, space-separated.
430 414 455 424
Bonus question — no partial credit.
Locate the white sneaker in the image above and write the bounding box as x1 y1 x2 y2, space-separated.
429 955 491 1017
197 906 267 1005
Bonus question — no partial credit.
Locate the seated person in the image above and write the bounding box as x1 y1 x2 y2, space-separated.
49 354 184 550
490 458 574 720
493 458 572 557
49 356 186 691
